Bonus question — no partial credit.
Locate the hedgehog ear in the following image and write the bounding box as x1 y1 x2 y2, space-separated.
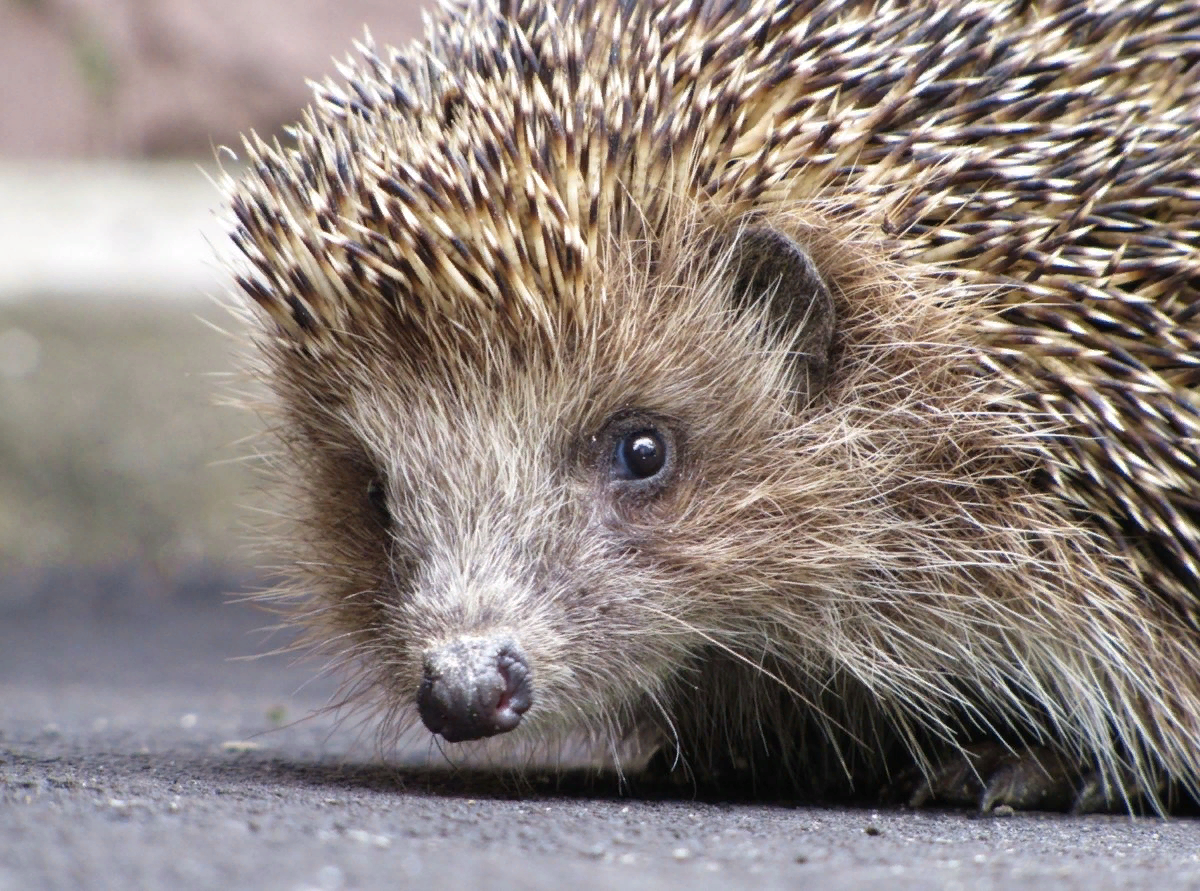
729 226 835 390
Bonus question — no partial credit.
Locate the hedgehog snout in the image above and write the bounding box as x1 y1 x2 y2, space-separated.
416 637 533 742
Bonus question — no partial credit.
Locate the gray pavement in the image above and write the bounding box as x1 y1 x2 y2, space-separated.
3 571 1200 891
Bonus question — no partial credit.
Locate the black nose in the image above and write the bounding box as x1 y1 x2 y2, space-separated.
416 639 533 742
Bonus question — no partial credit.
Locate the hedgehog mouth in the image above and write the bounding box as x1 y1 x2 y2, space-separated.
415 636 533 742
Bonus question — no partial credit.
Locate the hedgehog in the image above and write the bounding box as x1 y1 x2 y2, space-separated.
222 0 1200 813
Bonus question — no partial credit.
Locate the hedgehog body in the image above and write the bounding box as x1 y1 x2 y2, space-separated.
226 0 1200 811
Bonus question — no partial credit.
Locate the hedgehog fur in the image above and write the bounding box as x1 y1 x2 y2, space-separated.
224 0 1200 811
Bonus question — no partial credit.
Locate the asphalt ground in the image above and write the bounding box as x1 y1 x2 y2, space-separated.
3 166 1200 889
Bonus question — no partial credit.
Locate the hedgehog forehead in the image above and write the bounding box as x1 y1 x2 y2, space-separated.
333 254 792 476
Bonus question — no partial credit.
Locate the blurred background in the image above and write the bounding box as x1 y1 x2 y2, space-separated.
0 0 429 595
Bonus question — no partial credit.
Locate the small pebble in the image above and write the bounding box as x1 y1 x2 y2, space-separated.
220 740 260 753
346 829 392 849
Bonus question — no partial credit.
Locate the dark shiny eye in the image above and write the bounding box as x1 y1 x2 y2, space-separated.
366 477 390 525
615 430 667 480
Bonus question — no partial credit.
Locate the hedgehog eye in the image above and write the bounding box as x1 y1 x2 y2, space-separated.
614 429 668 480
366 476 391 526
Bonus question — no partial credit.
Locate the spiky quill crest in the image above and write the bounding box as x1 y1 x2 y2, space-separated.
226 0 1200 807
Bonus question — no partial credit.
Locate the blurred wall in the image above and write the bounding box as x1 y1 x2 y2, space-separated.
1 0 427 159
0 1 433 578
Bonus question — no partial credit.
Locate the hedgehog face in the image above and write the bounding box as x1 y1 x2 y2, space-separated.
265 223 838 750
249 191 1070 775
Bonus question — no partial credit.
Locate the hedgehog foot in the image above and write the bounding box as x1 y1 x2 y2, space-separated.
903 743 1080 813
1070 768 1165 815
889 744 1174 813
